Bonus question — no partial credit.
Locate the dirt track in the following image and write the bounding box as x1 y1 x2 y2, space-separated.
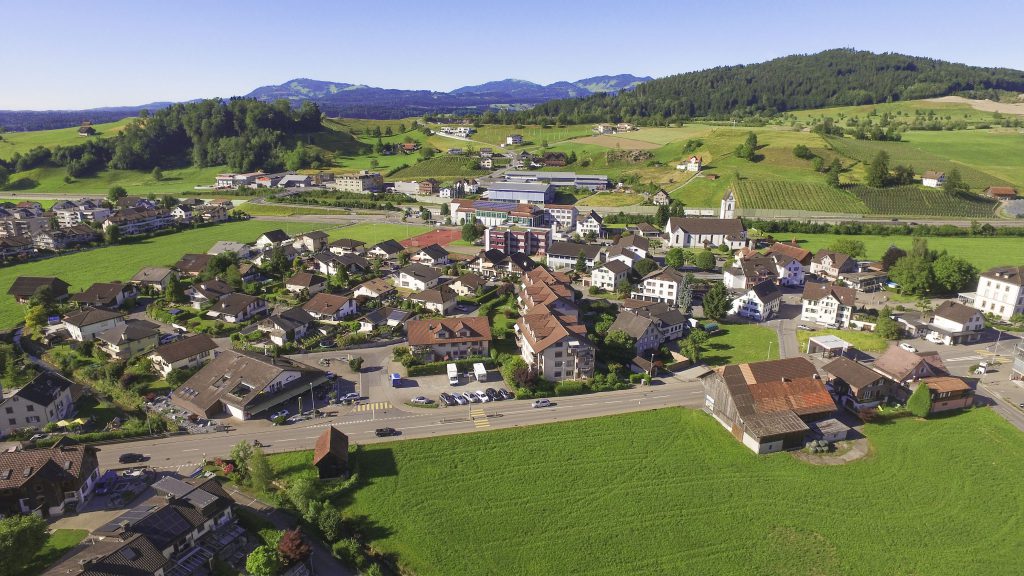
926 95 1024 115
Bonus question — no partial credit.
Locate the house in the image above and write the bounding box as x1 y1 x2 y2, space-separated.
255 229 290 249
407 317 491 361
353 277 396 300
485 226 552 256
468 249 536 279
410 285 459 315
130 266 174 292
516 306 595 381
42 533 168 576
593 123 616 135
284 272 327 295
314 252 371 276
676 155 702 172
302 292 357 321
0 236 35 261
800 282 856 328
664 217 747 249
546 241 604 271
448 273 487 297
631 267 691 306
870 345 947 386
576 211 605 238
766 242 813 270
927 300 985 345
701 357 836 454
358 307 414 333
397 263 443 291
95 320 161 359
171 350 329 419
591 260 631 292
174 253 214 277
651 190 671 206
822 356 896 412
171 204 194 223
622 300 689 342
369 239 405 260
609 310 664 354
313 427 349 479
330 171 383 193
985 186 1018 199
149 334 219 377
724 256 778 290
102 208 173 235
71 281 137 308
0 439 100 518
63 307 126 341
207 240 252 259
836 270 888 293
78 121 95 136
614 234 649 259
206 293 268 323
328 238 367 256
188 279 234 309
506 134 523 145
0 372 75 436
292 231 330 253
910 376 975 413
542 152 568 166
518 267 580 320
922 170 945 188
809 249 857 279
972 266 1024 321
729 280 782 321
604 241 642 269
412 243 451 267
617 122 635 132
32 225 100 251
7 276 70 304
259 307 315 346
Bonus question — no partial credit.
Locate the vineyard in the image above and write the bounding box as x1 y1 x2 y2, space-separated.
390 156 490 181
736 181 868 213
850 185 998 218
825 136 1014 189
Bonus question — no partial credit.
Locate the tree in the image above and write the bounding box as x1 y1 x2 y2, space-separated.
229 441 254 484
22 304 48 340
334 266 350 288
574 251 587 273
793 144 813 159
702 282 729 321
103 223 120 244
286 476 318 513
315 503 343 542
603 330 637 365
500 356 534 390
694 250 716 271
680 329 708 363
224 265 244 291
828 238 865 258
634 258 657 277
665 248 687 268
866 151 890 187
880 245 907 271
246 545 282 576
165 273 186 304
248 447 273 492
735 131 758 161
440 203 450 216
398 251 411 266
461 219 482 243
942 168 969 196
268 246 289 277
655 204 670 227
0 514 48 576
107 185 127 203
278 528 312 565
151 166 163 181
907 381 933 418
932 254 978 293
888 255 934 295
875 307 902 340
892 164 914 185
349 356 364 372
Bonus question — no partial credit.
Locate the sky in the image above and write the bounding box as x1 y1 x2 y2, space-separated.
2 0 1024 110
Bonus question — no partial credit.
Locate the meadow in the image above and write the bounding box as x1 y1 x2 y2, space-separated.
289 407 1024 576
779 233 1024 271
326 223 432 244
0 118 132 159
237 203 352 217
390 156 489 181
704 322 779 365
465 124 594 147
3 164 227 196
796 328 887 354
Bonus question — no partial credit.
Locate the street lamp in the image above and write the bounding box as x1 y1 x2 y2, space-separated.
767 340 774 360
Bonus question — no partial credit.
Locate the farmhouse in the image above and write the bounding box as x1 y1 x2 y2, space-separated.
985 186 1018 199
921 170 945 188
651 190 671 206
822 356 897 412
870 345 947 386
676 155 702 172
149 334 219 377
407 317 491 361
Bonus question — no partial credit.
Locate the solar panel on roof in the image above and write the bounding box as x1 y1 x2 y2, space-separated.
185 488 217 509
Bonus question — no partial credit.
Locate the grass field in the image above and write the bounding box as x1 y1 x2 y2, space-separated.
326 223 432 244
903 130 1024 187
466 124 594 148
3 164 227 196
796 328 888 354
0 220 315 329
390 156 489 181
0 119 132 160
779 233 1024 271
290 407 1024 576
239 203 350 217
787 99 994 126
705 322 779 365
25 529 89 574
576 191 644 207
0 197 57 209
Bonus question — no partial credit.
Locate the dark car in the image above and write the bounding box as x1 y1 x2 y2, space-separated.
118 453 145 464
499 388 515 400
485 388 501 401
375 427 399 437
439 393 454 407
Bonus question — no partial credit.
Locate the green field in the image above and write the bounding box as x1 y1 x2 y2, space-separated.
0 220 316 329
0 197 57 209
796 328 888 354
782 233 1024 271
736 181 869 214
576 191 644 207
239 203 351 217
903 130 1024 187
288 407 1024 575
466 124 594 147
0 119 132 160
326 222 431 244
25 528 89 574
390 156 489 180
787 99 996 126
3 164 227 196
705 323 779 365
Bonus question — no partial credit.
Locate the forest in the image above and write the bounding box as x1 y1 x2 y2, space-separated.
512 49 1024 125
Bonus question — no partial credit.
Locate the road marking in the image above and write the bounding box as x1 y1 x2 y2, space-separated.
470 407 490 428
354 402 391 413
182 448 200 452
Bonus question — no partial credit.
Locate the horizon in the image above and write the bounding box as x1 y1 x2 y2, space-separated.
2 0 1024 110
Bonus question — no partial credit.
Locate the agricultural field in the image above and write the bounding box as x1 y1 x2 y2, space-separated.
574 134 662 150
902 130 1024 187
325 222 432 244
786 99 996 126
778 233 1024 271
851 184 998 218
390 156 489 180
306 407 1024 576
576 191 645 207
0 118 133 160
464 124 594 148
2 164 227 196
0 220 316 329
704 323 779 365
736 181 868 214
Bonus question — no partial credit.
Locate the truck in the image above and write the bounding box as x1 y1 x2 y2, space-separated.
447 363 459 386
473 362 487 383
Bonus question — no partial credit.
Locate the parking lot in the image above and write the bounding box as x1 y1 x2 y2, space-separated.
383 366 510 407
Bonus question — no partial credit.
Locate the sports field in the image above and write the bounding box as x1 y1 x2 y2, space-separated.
298 407 1024 576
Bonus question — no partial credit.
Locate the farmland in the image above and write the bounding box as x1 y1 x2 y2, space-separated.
464 124 594 148
0 118 132 160
2 164 227 196
303 407 1024 576
237 203 350 217
736 181 868 214
780 234 1024 271
0 220 316 329
390 156 489 180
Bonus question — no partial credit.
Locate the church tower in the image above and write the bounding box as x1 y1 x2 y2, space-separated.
720 189 736 219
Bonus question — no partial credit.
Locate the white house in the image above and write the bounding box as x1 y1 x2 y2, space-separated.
149 334 219 377
410 285 459 315
302 292 357 321
676 155 702 172
922 170 946 188
353 278 395 300
255 229 290 249
664 217 746 249
729 280 782 322
801 282 856 328
506 134 523 145
972 266 1024 321
591 260 631 292
928 301 985 345
63 307 126 341
0 372 75 436
546 241 604 271
631 267 690 306
809 249 857 280
411 244 450 267
576 211 605 238
397 264 443 291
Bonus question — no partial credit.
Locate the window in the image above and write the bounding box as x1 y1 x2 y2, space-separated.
4 407 10 414
7 418 15 425
25 405 33 412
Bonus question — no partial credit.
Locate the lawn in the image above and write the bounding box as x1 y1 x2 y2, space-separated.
796 328 888 354
326 223 432 244
25 529 89 574
780 233 1024 271
0 220 315 329
576 191 644 207
239 204 351 217
0 197 57 209
3 164 228 196
704 322 779 365
289 407 1024 576
0 119 133 160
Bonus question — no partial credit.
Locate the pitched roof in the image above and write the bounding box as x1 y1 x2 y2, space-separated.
285 272 327 288
616 233 649 252
171 350 323 413
130 267 173 284
598 259 631 275
720 357 820 388
932 300 982 324
355 277 394 295
811 249 853 269
0 441 97 491
666 217 745 236
922 170 945 180
7 371 74 407
313 427 349 466
7 276 70 298
871 345 947 381
258 229 290 243
399 263 443 283
41 533 169 576
96 320 160 346
263 307 314 332
407 317 492 346
371 239 405 255
302 292 352 316
641 266 689 284
416 243 449 260
547 240 603 259
822 357 887 391
209 293 264 316
411 285 458 305
609 311 657 339
330 237 366 249
453 273 487 290
174 253 213 274
920 376 971 394
802 281 856 307
72 282 132 306
986 186 1018 197
64 306 125 327
748 279 782 303
150 334 218 364
981 266 1024 286
747 377 837 418
517 308 590 353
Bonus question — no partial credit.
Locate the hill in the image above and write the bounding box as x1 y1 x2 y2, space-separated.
518 49 1024 123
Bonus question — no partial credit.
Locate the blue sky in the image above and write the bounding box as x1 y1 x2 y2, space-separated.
2 0 1023 109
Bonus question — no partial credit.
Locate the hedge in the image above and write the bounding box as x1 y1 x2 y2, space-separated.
406 357 495 377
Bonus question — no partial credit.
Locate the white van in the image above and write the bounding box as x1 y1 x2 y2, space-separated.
447 363 459 386
473 362 487 383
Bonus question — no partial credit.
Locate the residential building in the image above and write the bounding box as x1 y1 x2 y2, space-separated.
516 305 595 381
53 200 110 228
614 233 649 259
609 310 664 354
314 252 371 276
485 226 552 256
410 284 459 315
397 263 443 291
468 249 536 279
149 334 219 377
484 181 555 204
206 293 268 323
542 203 579 231
188 279 234 309
664 217 747 249
7 276 70 304
591 260 631 292
676 155 702 172
801 282 856 327
631 267 691 306
130 267 174 292
302 292 357 321
809 249 857 279
328 238 367 256
729 280 782 321
411 243 450 267
313 427 349 479
102 208 174 235
870 345 948 386
358 307 414 333
836 270 888 293
765 242 813 271
506 134 523 145
207 240 252 259
193 203 230 223
284 272 327 295
910 376 975 413
95 320 161 359
71 281 137 308
922 170 945 188
292 231 329 253
258 307 315 346
651 190 671 206
0 236 36 261
972 266 1024 321
0 372 75 436
32 224 100 251
368 239 405 260
518 267 579 320
255 229 290 249
63 307 126 341
448 273 487 297
174 253 213 277
927 301 985 345
546 241 603 271
0 439 100 517
171 350 329 419
724 256 777 290
593 123 616 135
985 186 1018 199
42 533 168 576
576 211 605 238
621 300 688 342
353 277 395 300
407 317 491 361
330 170 383 193
822 356 896 412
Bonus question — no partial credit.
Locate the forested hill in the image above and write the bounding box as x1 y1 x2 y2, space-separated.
516 49 1024 124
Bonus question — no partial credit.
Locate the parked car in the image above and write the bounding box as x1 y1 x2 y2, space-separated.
475 390 491 403
485 388 501 401
499 388 515 400
375 427 399 437
466 392 482 403
531 399 552 408
340 392 360 404
899 343 917 352
270 409 290 421
439 393 454 407
118 453 146 464
411 396 433 405
451 393 469 405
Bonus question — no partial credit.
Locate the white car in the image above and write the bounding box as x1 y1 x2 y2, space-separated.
451 393 469 405
410 396 433 405
898 342 917 352
466 392 482 403
531 399 552 408
475 390 491 402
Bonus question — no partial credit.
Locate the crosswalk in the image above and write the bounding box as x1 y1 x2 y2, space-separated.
470 407 490 428
353 401 392 413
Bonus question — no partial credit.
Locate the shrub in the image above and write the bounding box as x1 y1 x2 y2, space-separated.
907 382 932 418
331 538 367 570
554 380 585 396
